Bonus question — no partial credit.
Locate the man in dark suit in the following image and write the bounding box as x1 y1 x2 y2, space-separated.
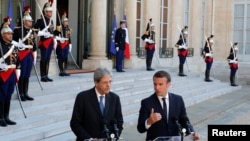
70 67 123 141
115 20 126 72
137 70 199 141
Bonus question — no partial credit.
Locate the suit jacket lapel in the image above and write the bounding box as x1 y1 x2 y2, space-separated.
90 87 103 117
103 93 111 117
152 94 168 123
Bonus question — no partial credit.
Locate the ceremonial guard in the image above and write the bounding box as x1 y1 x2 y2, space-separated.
202 35 214 82
0 17 20 126
34 0 54 82
13 6 36 101
53 13 72 76
179 25 188 38
227 42 239 86
115 20 126 72
175 30 188 76
141 18 155 71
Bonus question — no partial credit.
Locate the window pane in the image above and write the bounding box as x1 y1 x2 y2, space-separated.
237 42 243 54
245 43 250 54
163 24 167 38
247 4 250 17
234 17 244 29
247 17 250 29
136 20 141 37
235 4 244 17
234 30 244 42
164 8 168 23
164 0 168 7
246 30 250 41
137 3 141 19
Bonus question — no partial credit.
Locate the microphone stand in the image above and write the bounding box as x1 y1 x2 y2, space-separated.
113 123 119 141
173 117 184 141
103 124 111 141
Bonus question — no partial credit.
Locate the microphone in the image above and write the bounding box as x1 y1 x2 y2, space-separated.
111 119 120 140
172 117 183 135
182 116 192 135
102 119 111 141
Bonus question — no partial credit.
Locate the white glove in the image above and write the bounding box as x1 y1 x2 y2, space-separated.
0 63 8 71
69 44 72 52
144 38 154 43
205 53 212 57
116 47 119 52
44 31 51 38
17 39 26 50
11 40 20 47
11 40 25 50
33 51 37 65
37 31 44 36
16 69 21 81
229 60 237 63
179 45 187 49
0 57 4 63
53 39 57 50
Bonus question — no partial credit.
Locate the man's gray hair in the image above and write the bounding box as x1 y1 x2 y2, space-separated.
94 67 112 82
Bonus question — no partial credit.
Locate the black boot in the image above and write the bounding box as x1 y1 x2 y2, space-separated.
146 59 154 71
178 64 187 76
205 70 213 82
0 101 7 127
40 61 48 82
230 76 238 86
63 61 70 76
23 78 34 101
4 101 16 125
58 60 64 76
45 61 53 82
18 78 26 101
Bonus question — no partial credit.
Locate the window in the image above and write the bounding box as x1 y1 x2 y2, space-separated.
159 0 171 58
234 2 250 55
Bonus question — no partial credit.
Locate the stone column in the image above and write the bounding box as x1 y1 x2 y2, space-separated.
123 0 142 68
82 0 112 71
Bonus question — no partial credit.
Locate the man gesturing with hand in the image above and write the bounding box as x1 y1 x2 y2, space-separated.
137 70 199 141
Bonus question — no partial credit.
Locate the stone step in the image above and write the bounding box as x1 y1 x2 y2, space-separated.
0 68 241 141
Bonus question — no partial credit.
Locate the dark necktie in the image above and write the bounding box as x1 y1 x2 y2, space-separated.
162 98 167 117
99 96 104 115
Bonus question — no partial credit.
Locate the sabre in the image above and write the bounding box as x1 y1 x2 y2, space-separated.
15 84 27 118
69 52 80 69
177 24 190 72
33 64 43 90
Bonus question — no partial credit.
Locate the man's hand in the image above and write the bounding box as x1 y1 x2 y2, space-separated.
116 47 119 52
189 132 200 140
147 108 162 125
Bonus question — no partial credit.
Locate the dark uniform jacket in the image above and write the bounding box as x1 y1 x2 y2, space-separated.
115 28 126 50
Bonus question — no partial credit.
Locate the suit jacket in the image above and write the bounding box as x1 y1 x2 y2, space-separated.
70 87 123 141
137 93 194 141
